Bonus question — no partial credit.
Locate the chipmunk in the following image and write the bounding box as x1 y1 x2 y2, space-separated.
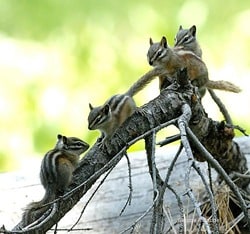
174 25 202 58
147 36 241 96
88 94 136 146
88 32 240 145
148 36 208 95
87 69 160 146
173 25 237 124
22 134 89 227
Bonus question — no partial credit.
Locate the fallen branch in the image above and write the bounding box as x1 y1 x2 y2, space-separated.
7 67 250 233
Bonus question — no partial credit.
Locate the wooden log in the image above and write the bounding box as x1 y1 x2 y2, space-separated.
1 136 249 233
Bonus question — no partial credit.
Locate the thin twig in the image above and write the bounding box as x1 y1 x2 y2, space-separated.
118 190 159 234
157 134 181 147
119 152 133 216
178 104 211 233
164 144 183 185
150 131 158 195
50 227 92 232
207 162 214 195
69 166 115 231
165 184 185 234
232 171 250 179
53 222 57 234
145 131 162 233
163 206 178 234
192 163 219 233
151 131 161 234
161 144 184 233
208 88 232 125
231 124 248 136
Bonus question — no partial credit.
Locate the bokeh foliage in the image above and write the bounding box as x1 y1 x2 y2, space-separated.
0 0 249 171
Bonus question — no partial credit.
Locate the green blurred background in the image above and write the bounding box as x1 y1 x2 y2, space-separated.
0 0 249 171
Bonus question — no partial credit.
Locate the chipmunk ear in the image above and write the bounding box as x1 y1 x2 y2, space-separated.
56 134 64 149
62 136 68 144
160 36 168 48
57 134 63 140
89 103 94 110
103 104 110 115
57 134 67 144
190 25 196 36
179 25 183 30
149 37 154 45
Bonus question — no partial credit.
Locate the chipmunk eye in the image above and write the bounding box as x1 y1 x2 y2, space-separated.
184 36 189 42
157 50 162 56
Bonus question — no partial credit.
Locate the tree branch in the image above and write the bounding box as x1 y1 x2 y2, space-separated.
8 67 250 233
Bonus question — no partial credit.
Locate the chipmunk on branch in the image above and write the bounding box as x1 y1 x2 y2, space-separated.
173 25 239 124
174 25 202 58
147 36 241 96
88 28 241 145
22 134 89 227
87 69 160 147
88 95 136 146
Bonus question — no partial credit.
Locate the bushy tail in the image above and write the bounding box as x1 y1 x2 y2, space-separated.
22 188 56 227
125 68 162 97
206 80 241 93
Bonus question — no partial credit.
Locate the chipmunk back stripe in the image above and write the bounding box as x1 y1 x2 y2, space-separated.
108 94 124 109
40 150 53 184
42 150 62 183
107 94 130 115
87 93 135 144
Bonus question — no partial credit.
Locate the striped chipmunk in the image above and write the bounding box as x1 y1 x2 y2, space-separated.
147 35 241 97
22 134 89 227
174 25 202 58
173 25 240 124
87 69 161 147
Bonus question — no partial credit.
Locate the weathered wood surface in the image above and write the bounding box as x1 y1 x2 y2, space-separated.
0 136 249 233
